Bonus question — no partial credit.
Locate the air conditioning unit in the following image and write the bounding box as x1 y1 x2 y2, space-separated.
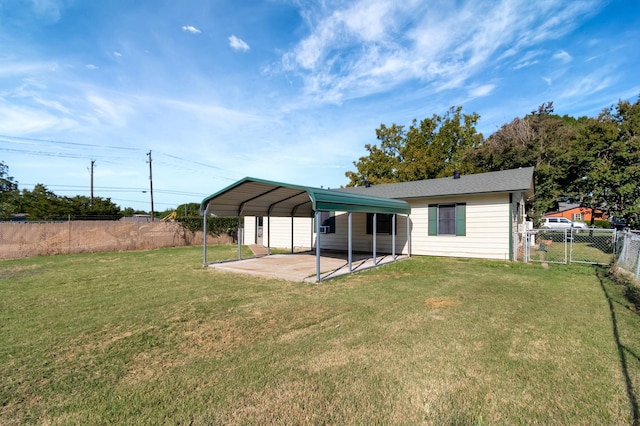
319 226 330 234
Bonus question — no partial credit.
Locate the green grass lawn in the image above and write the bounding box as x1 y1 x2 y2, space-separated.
1 246 639 425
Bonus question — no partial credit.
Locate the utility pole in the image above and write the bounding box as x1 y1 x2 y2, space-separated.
89 159 96 206
147 151 155 221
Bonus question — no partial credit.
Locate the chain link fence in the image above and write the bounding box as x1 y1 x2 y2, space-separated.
523 228 617 266
0 220 232 260
615 230 640 281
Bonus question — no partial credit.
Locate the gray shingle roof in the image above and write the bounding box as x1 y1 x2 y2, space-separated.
339 167 534 199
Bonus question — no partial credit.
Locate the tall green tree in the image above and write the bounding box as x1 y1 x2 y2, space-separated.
569 98 640 226
0 162 20 219
464 102 580 222
19 184 64 220
64 195 122 219
345 106 483 186
616 98 640 225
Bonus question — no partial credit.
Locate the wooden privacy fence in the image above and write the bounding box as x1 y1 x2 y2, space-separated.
0 220 232 260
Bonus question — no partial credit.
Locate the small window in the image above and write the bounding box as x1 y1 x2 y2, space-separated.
316 211 335 233
428 203 466 236
572 213 583 221
438 204 456 235
366 213 395 234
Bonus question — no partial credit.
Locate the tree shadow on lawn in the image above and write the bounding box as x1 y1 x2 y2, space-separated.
596 268 640 426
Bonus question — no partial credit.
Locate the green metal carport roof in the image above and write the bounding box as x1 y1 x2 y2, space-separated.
200 177 411 217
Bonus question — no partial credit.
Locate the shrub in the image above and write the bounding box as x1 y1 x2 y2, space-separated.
178 216 238 241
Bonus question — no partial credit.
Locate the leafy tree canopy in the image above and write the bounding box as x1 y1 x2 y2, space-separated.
0 162 20 219
345 106 483 186
347 98 640 227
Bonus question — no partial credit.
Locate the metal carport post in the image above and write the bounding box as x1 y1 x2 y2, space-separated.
315 210 321 282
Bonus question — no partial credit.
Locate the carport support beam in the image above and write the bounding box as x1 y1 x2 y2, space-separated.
237 216 242 260
267 216 271 255
373 213 377 266
348 212 353 272
315 210 321 282
203 210 207 266
392 213 396 260
291 217 294 254
407 214 411 256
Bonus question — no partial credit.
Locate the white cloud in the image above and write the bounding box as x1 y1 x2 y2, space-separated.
553 50 573 63
228 35 250 52
0 61 59 77
85 64 98 70
30 0 62 23
469 84 496 98
182 25 201 34
559 73 614 100
86 94 133 126
279 0 606 106
113 51 122 57
512 50 543 70
0 101 77 134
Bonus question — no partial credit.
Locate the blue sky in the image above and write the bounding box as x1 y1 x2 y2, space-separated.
1 0 639 212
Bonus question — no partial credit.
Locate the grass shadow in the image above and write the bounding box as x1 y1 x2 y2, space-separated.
596 268 640 426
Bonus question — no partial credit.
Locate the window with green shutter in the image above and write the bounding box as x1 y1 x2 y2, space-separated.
428 203 466 236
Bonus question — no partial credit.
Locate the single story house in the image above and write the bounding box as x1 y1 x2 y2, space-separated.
200 167 535 279
544 203 606 223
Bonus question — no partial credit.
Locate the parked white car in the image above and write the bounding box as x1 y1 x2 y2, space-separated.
540 217 588 232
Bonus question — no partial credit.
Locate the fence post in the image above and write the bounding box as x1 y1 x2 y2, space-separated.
636 244 640 280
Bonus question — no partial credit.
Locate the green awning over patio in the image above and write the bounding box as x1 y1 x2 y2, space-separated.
200 177 411 217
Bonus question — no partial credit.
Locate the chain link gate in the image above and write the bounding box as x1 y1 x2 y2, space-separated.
525 229 567 264
569 228 616 265
524 228 617 265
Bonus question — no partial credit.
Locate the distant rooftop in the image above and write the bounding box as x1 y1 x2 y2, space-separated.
339 167 535 199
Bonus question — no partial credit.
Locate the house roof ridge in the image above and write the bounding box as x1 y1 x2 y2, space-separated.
339 167 534 199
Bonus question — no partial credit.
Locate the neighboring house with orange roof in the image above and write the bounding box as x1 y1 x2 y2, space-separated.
544 203 607 223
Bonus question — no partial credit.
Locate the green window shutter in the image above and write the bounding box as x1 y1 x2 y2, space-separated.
428 204 438 236
455 203 466 236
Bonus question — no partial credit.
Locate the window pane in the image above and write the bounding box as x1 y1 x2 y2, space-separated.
366 213 393 234
439 205 456 235
318 211 335 233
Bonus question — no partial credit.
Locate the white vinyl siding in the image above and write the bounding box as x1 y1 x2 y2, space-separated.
243 216 256 244
250 216 314 249
319 212 410 254
246 213 410 254
410 193 511 260
243 191 516 260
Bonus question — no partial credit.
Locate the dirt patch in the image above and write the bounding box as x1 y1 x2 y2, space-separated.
425 297 461 310
0 264 42 279
179 318 247 358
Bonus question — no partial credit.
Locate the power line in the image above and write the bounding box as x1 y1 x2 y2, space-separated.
0 134 139 151
0 146 128 163
0 147 91 159
156 151 223 171
0 134 230 174
1 146 236 181
19 183 209 197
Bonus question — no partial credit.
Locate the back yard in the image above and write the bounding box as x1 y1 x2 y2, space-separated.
1 246 639 425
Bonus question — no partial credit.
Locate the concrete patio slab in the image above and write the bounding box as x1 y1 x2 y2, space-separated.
207 251 408 282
